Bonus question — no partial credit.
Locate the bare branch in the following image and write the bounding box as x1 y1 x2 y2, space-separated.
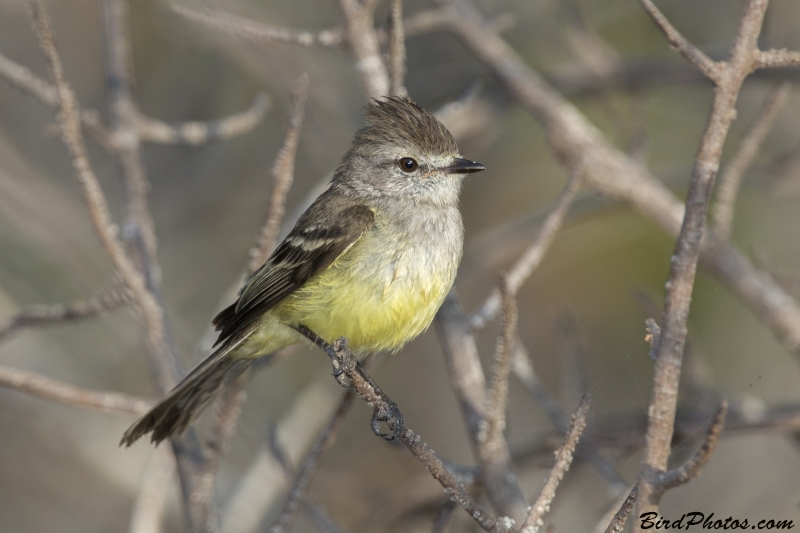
635 0 773 525
484 276 517 449
172 4 512 53
249 74 310 274
190 376 249 533
0 51 114 148
295 327 506 533
27 0 173 388
172 5 345 48
601 485 637 533
637 0 720 81
471 166 583 330
267 391 354 533
437 294 527 524
0 285 131 343
337 0 390 97
28 2 207 529
656 400 728 493
754 49 800 69
388 0 407 96
134 93 269 146
439 0 800 351
0 364 152 414
519 394 591 533
713 82 790 239
129 448 175 533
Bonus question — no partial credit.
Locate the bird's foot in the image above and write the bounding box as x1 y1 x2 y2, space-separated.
370 398 404 440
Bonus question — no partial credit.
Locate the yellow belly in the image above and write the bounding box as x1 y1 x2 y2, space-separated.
233 230 457 357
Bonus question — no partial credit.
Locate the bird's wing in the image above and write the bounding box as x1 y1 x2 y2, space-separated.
212 193 375 346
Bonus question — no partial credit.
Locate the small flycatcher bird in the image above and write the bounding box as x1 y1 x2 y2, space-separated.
121 96 485 446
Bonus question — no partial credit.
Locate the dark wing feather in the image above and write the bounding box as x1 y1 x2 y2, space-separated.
212 194 374 346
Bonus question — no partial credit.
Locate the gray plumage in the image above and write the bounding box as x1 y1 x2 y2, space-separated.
121 96 484 447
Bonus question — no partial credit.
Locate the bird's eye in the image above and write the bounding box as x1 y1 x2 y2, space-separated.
398 157 418 172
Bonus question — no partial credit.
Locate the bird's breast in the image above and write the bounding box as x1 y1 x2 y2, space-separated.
274 206 463 353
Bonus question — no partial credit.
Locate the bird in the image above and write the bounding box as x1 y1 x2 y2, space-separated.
121 96 485 446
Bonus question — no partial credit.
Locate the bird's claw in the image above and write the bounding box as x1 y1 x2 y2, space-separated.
370 399 403 440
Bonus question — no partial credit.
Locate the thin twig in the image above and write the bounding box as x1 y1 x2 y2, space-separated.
0 51 113 147
655 400 728 493
100 0 182 392
519 394 591 533
471 166 583 330
295 327 506 533
637 0 720 81
0 364 152 414
249 74 310 274
754 49 800 69
190 379 248 533
437 294 527 524
634 1 777 526
28 2 205 529
388 0 407 96
601 485 637 533
0 284 131 343
27 0 172 391
171 5 346 48
171 4 513 51
484 276 517 447
134 94 270 146
713 82 790 240
337 0 390 98
439 0 800 350
267 390 354 533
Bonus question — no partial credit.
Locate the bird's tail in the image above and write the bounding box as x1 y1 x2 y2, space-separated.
120 347 252 447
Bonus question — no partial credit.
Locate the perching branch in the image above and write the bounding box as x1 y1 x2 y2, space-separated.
294 327 508 533
0 284 131 343
0 364 152 414
519 394 590 533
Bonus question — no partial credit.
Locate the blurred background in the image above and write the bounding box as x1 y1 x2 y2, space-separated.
1 0 800 531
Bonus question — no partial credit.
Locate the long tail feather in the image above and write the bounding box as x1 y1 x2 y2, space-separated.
120 347 251 447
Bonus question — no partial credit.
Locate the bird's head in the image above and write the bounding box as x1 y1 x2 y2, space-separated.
335 96 485 206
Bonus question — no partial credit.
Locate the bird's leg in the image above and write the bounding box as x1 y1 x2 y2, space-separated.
293 325 404 440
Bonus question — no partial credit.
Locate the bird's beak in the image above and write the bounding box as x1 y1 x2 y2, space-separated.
442 158 486 175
